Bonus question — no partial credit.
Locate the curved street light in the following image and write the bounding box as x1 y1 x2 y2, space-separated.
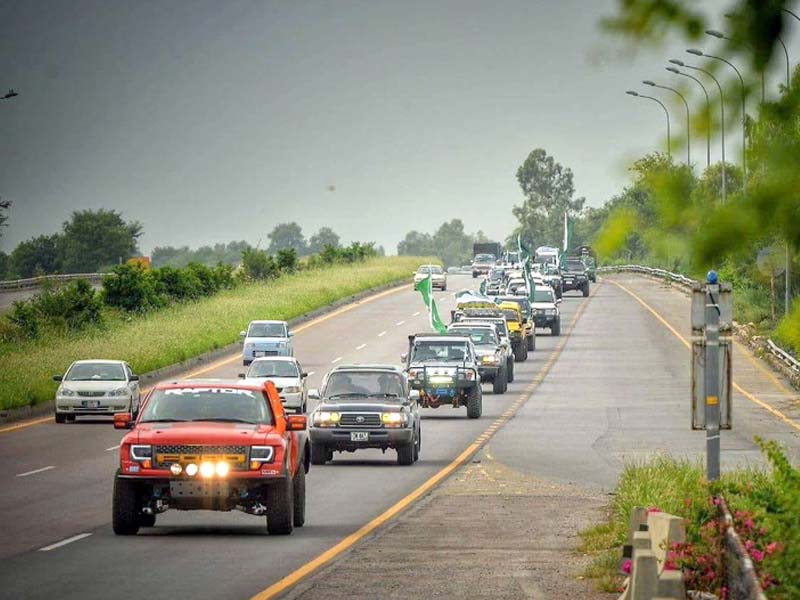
643 80 690 165
666 66 711 168
687 49 747 191
626 90 671 159
705 29 765 103
671 59 727 203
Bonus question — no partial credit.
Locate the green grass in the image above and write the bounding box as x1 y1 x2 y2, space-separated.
0 256 428 411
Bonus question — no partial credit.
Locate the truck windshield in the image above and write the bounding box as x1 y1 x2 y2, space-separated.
325 372 404 399
449 328 497 346
533 288 555 302
140 388 273 424
248 323 286 337
412 342 470 362
565 261 585 272
474 254 495 263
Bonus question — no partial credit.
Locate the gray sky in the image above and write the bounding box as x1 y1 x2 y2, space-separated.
1 0 798 254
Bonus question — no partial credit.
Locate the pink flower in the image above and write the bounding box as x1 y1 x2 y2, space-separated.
750 549 765 563
766 542 779 556
712 497 722 506
621 559 632 575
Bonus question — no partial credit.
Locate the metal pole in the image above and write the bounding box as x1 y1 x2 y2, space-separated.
778 36 792 315
641 95 671 159
687 65 726 202
649 82 690 165
668 69 711 169
705 272 721 481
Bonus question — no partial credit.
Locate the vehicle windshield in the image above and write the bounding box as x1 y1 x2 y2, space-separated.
474 254 495 263
248 322 286 337
534 288 555 302
500 297 530 312
65 363 126 381
247 360 299 378
324 371 405 399
501 309 520 322
565 261 585 273
489 270 504 281
464 319 507 336
412 341 470 363
417 265 443 274
140 388 272 424
449 328 497 346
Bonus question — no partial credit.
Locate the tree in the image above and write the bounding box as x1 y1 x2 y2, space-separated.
397 231 434 257
10 234 63 278
0 197 10 240
241 247 278 280
308 227 340 254
0 251 8 279
512 148 585 248
432 219 473 267
60 210 143 272
267 222 307 256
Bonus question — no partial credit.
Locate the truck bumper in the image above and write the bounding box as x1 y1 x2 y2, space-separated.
310 427 413 450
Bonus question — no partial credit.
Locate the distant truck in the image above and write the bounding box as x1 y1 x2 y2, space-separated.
472 242 501 278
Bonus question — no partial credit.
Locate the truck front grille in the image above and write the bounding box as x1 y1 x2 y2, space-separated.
153 445 249 470
339 413 382 428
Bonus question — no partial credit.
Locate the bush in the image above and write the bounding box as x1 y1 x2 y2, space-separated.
773 303 800 357
8 299 40 338
5 279 102 338
186 263 219 296
241 248 278 280
276 248 297 273
211 263 236 289
154 266 201 301
102 264 163 312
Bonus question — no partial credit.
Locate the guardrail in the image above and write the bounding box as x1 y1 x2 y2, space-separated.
599 264 800 377
0 273 104 292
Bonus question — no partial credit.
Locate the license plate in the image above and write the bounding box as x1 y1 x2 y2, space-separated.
350 431 369 442
82 400 101 408
170 480 229 498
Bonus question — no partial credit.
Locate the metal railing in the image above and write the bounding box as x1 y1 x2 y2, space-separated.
0 273 104 292
600 264 800 376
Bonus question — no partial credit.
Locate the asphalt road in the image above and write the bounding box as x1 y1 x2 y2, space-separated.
0 273 588 600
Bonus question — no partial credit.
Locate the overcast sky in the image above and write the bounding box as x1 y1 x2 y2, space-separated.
2 0 799 254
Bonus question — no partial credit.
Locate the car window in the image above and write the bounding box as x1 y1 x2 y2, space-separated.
247 360 299 378
411 341 469 362
449 328 497 345
534 288 555 302
140 388 273 424
417 266 443 274
324 372 405 399
65 363 126 381
248 322 286 337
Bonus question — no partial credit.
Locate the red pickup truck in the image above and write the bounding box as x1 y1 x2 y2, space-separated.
112 379 309 535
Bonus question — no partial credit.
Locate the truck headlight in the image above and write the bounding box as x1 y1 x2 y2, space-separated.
282 386 301 394
381 412 408 427
481 355 499 364
250 446 275 468
313 411 341 426
130 445 152 464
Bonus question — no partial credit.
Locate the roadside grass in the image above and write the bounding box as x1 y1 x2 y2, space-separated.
0 256 427 411
579 452 796 598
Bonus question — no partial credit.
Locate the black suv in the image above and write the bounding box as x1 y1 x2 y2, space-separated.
560 259 590 297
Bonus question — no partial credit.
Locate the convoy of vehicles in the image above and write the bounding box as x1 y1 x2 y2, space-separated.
240 320 294 365
54 360 141 423
111 379 309 536
403 333 483 418
241 356 309 414
307 365 421 465
413 264 448 290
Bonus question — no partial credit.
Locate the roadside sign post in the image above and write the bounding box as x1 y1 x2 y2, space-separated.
691 270 732 481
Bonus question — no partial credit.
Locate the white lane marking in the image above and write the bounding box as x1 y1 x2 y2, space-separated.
378 331 387 337
413 311 420 316
396 320 405 326
38 533 92 552
356 343 367 350
105 445 120 452
16 465 55 478
331 357 342 364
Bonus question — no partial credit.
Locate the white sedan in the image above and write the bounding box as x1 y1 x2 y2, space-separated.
241 356 309 413
53 360 141 423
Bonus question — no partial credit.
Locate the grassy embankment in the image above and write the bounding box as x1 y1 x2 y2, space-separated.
0 256 428 411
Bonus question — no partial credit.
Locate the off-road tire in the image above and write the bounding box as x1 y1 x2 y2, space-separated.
582 282 590 297
397 441 414 466
310 443 328 465
292 464 306 527
520 343 529 361
55 412 66 424
112 472 140 535
506 358 515 382
466 386 482 419
526 334 535 351
513 343 525 363
138 513 156 528
552 320 561 336
266 476 294 535
492 367 507 394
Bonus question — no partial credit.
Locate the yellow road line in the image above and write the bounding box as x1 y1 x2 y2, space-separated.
0 284 410 435
609 279 800 434
250 284 597 600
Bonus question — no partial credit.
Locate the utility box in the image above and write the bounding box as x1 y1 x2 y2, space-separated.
691 282 733 335
691 339 732 430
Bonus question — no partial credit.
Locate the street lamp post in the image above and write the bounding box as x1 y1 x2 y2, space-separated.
666 66 711 168
643 80 690 165
705 29 765 103
671 59 727 203
687 49 747 192
626 90 671 158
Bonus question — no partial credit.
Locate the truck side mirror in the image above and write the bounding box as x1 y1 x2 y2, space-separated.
129 375 139 382
400 353 408 362
239 330 247 337
52 375 63 382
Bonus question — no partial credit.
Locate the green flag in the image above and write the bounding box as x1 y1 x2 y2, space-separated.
416 274 448 333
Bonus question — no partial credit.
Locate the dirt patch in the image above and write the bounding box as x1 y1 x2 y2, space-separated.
287 446 614 600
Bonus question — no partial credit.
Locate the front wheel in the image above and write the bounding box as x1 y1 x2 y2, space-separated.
293 465 306 527
466 386 482 419
397 442 414 466
492 367 507 394
506 358 515 383
552 320 561 336
310 443 328 465
112 473 140 536
55 412 66 424
266 477 294 535
526 334 535 351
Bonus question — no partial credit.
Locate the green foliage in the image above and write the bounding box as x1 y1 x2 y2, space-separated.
7 279 102 338
102 264 163 312
60 209 143 272
276 248 298 272
512 148 585 248
267 222 307 256
308 227 340 254
0 256 425 410
241 248 279 280
398 219 481 267
0 251 9 279
773 303 800 356
154 266 202 301
152 241 251 268
10 234 63 278
8 300 40 338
